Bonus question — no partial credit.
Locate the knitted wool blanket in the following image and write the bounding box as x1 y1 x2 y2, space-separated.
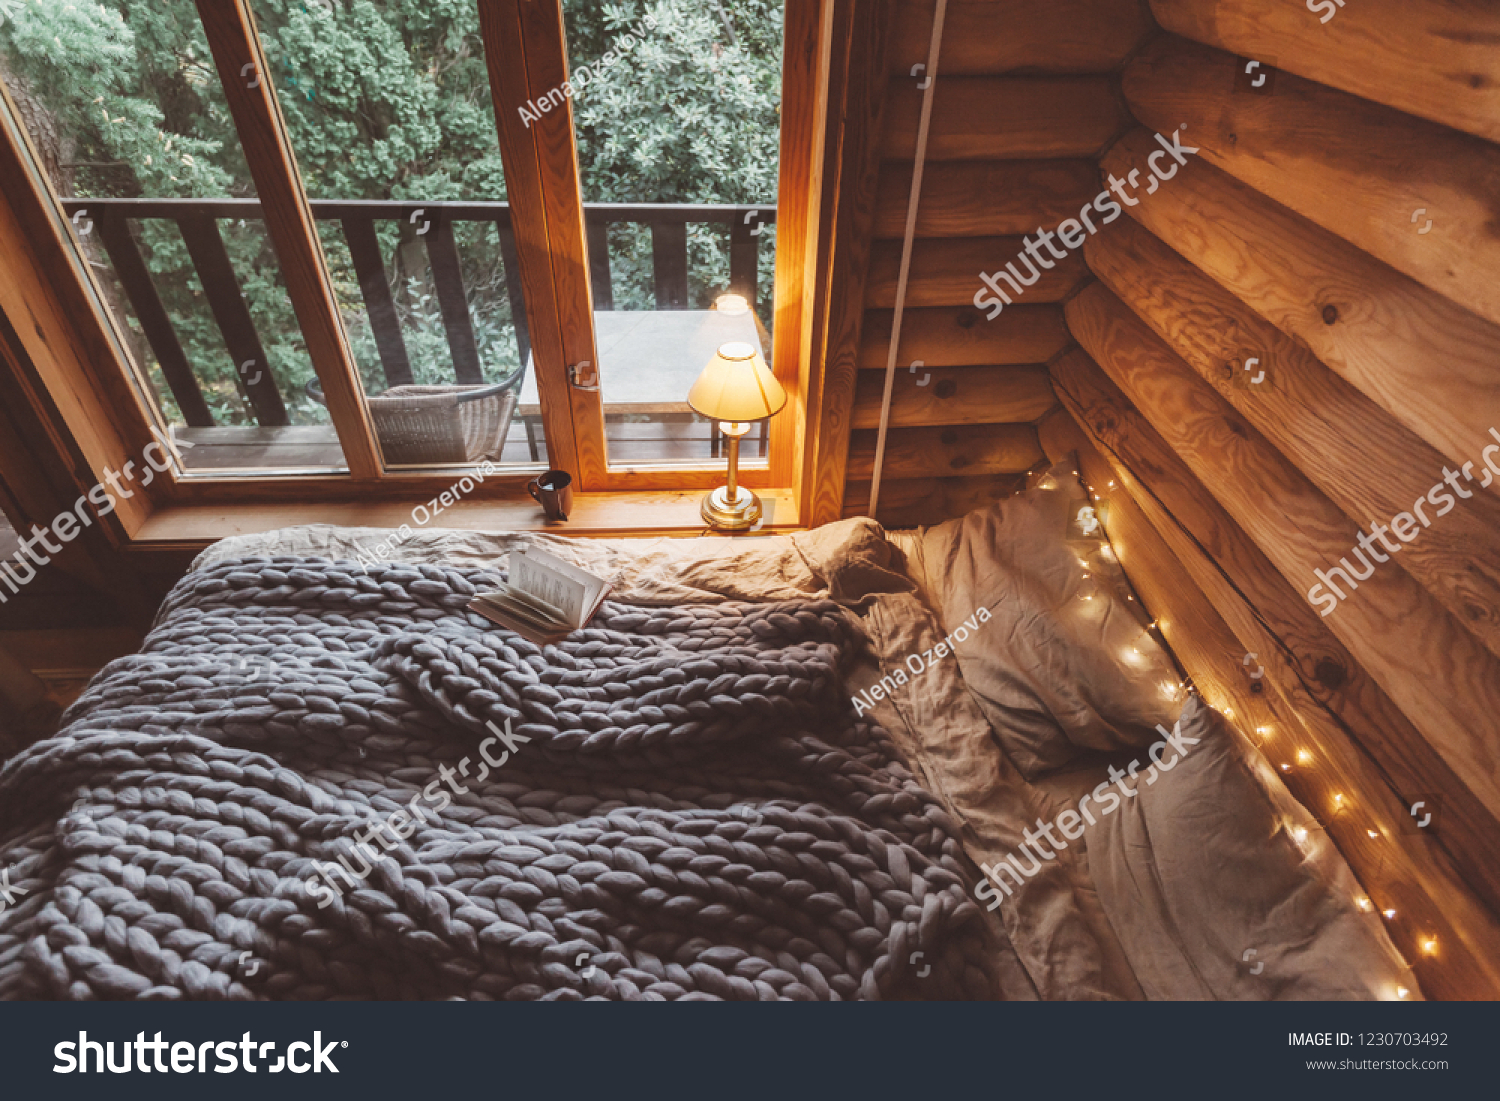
0 557 994 1001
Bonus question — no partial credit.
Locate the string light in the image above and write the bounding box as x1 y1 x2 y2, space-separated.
1421 937 1438 956
1355 897 1373 913
1382 909 1397 920
1280 763 1292 772
1367 829 1380 839
1396 986 1411 1000
1223 707 1235 719
1296 749 1313 765
1257 725 1272 738
1291 826 1309 844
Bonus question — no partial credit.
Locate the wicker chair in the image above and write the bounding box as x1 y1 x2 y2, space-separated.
308 378 519 465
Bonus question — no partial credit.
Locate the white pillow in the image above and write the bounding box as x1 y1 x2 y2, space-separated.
1089 696 1419 1000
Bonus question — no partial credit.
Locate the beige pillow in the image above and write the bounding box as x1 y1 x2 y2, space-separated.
1089 697 1419 1000
911 462 1181 779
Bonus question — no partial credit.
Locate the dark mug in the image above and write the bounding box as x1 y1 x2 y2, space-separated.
528 469 573 521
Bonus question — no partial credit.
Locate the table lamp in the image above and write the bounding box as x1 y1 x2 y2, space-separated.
688 341 786 530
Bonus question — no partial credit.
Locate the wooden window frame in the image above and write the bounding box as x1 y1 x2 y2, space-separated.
0 0 885 551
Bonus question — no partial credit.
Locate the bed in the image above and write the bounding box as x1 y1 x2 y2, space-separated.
0 465 1417 1000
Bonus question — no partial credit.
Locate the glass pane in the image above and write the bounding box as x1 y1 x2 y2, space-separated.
0 1 348 474
560 1 782 466
249 0 546 471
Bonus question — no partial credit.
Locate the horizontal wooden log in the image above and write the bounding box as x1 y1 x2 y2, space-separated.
1044 383 1500 1000
1124 35 1500 329
1150 0 1500 145
843 472 1025 527
851 365 1058 428
890 0 1153 75
875 160 1100 238
1065 283 1500 819
859 305 1071 367
846 423 1043 480
1101 127 1500 474
883 76 1127 161
1086 217 1500 659
866 236 1087 308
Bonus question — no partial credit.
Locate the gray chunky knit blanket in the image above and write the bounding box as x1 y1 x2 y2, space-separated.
0 557 994 1000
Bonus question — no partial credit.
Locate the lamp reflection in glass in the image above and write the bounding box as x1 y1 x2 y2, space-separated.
688 341 786 530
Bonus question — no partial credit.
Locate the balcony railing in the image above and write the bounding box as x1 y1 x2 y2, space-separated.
58 197 777 439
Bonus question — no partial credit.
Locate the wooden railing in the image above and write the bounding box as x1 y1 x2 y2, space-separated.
59 197 776 428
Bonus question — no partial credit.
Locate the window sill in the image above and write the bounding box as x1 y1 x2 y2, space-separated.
126 489 802 555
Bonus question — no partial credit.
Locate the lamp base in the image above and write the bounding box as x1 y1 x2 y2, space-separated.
700 484 762 531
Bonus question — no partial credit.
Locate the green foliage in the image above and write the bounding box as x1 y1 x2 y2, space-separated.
0 0 782 427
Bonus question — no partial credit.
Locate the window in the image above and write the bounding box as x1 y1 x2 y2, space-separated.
561 2 783 471
0 0 832 525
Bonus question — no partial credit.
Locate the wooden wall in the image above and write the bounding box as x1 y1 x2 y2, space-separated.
839 0 1500 997
841 0 1153 528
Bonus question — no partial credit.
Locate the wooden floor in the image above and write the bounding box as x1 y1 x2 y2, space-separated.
173 414 771 472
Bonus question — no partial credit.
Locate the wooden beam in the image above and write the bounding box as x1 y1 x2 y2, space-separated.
196 0 381 478
1086 217 1500 660
859 305 1071 367
1102 127 1500 475
0 90 158 531
851 364 1057 428
1149 0 1500 145
1124 35 1500 329
482 0 594 485
874 159 1099 238
803 0 896 527
846 423 1043 479
866 236 1087 308
890 0 1154 75
1042 398 1500 1001
1065 284 1500 820
770 0 828 494
882 76 1128 161
842 472 1024 527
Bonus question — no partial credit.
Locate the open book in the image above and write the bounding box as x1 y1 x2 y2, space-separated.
467 547 611 644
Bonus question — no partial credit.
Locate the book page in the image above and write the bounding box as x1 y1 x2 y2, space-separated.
512 548 607 627
509 549 590 627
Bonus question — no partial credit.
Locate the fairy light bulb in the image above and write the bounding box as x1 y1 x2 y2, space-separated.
1355 897 1373 913
1396 986 1410 1000
1382 909 1396 920
1257 725 1272 737
1280 763 1292 772
1421 937 1438 956
1367 829 1380 839
1297 749 1312 765
1291 825 1309 844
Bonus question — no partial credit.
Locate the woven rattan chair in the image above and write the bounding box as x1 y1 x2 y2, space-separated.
308 378 518 465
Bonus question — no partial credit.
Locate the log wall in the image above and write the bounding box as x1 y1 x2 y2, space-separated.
836 0 1500 997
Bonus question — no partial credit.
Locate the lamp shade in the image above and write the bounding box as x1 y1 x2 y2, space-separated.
687 341 787 423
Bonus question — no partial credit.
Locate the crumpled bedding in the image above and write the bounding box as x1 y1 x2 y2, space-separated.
0 550 998 1000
